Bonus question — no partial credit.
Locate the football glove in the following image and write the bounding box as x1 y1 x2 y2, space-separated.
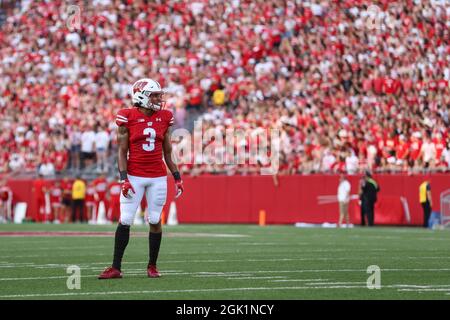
175 180 184 199
120 179 135 199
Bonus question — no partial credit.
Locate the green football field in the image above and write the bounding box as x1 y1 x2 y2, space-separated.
0 223 449 300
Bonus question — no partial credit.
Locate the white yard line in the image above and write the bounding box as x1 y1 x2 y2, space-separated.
269 279 329 282
226 276 287 280
0 246 109 252
306 282 367 285
1 255 449 269
0 271 180 281
12 283 449 299
400 289 450 292
0 286 382 298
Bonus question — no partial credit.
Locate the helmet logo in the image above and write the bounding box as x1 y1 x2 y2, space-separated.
133 81 147 93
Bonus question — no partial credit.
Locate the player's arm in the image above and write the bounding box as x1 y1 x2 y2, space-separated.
117 126 129 178
117 126 134 198
163 129 179 175
163 130 184 198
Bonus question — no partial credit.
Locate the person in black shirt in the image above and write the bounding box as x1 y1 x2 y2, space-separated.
359 171 380 226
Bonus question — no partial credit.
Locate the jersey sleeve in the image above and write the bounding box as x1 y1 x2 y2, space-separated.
162 109 174 127
167 110 174 127
115 109 130 127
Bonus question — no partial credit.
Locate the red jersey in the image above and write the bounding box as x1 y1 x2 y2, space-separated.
92 177 108 201
53 150 68 171
383 78 400 95
115 107 174 178
395 142 409 160
409 140 422 161
108 182 121 204
434 138 445 161
188 85 203 106
49 184 62 203
33 179 48 201
60 180 73 200
0 186 12 202
85 184 97 203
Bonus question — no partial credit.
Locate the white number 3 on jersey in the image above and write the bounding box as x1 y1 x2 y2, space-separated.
142 127 156 151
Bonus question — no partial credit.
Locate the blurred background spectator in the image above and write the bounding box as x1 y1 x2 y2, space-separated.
0 0 448 178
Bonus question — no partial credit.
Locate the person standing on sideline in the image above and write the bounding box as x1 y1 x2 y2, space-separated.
359 171 380 226
60 177 73 223
106 178 122 222
419 180 433 228
71 176 86 223
69 124 82 171
49 180 63 224
80 124 96 170
95 124 110 173
0 179 13 223
337 173 351 228
98 78 184 280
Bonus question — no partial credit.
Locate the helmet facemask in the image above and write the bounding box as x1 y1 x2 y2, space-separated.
143 91 166 111
132 78 166 111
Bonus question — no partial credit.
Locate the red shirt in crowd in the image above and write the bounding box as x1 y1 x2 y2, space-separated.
49 183 62 204
85 182 97 204
108 181 121 205
409 139 422 161
92 177 108 201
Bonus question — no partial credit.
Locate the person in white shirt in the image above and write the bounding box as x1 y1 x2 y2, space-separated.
337 173 351 228
321 148 336 172
442 141 450 170
95 125 110 173
8 153 25 172
38 160 55 177
345 150 359 174
420 136 436 168
80 125 96 170
69 125 82 170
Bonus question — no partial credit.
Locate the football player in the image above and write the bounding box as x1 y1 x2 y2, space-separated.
99 78 184 279
0 179 13 223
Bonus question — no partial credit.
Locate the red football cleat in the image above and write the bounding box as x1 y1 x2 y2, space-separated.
98 267 123 279
147 265 161 278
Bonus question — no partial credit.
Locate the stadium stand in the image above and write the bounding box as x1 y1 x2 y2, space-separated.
0 0 448 179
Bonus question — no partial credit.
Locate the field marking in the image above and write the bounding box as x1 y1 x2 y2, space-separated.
0 246 109 252
306 282 367 285
192 274 253 278
226 276 287 280
416 238 450 241
0 270 183 281
401 289 450 292
1 254 449 265
2 268 450 282
0 286 388 299
394 284 450 288
269 279 329 282
3 283 450 298
0 231 248 238
239 243 283 246
2 255 450 269
2 252 450 263
348 235 402 240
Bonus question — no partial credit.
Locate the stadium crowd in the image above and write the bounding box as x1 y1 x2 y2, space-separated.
0 0 449 177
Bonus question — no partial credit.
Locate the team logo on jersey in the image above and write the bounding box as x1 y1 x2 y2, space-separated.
147 122 153 126
133 81 147 93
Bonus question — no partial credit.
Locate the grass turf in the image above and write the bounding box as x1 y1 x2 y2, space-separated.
0 223 449 300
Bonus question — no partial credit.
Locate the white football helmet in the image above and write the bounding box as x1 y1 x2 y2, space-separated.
131 78 166 111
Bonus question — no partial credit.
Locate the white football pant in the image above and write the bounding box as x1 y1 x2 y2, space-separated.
120 175 167 226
